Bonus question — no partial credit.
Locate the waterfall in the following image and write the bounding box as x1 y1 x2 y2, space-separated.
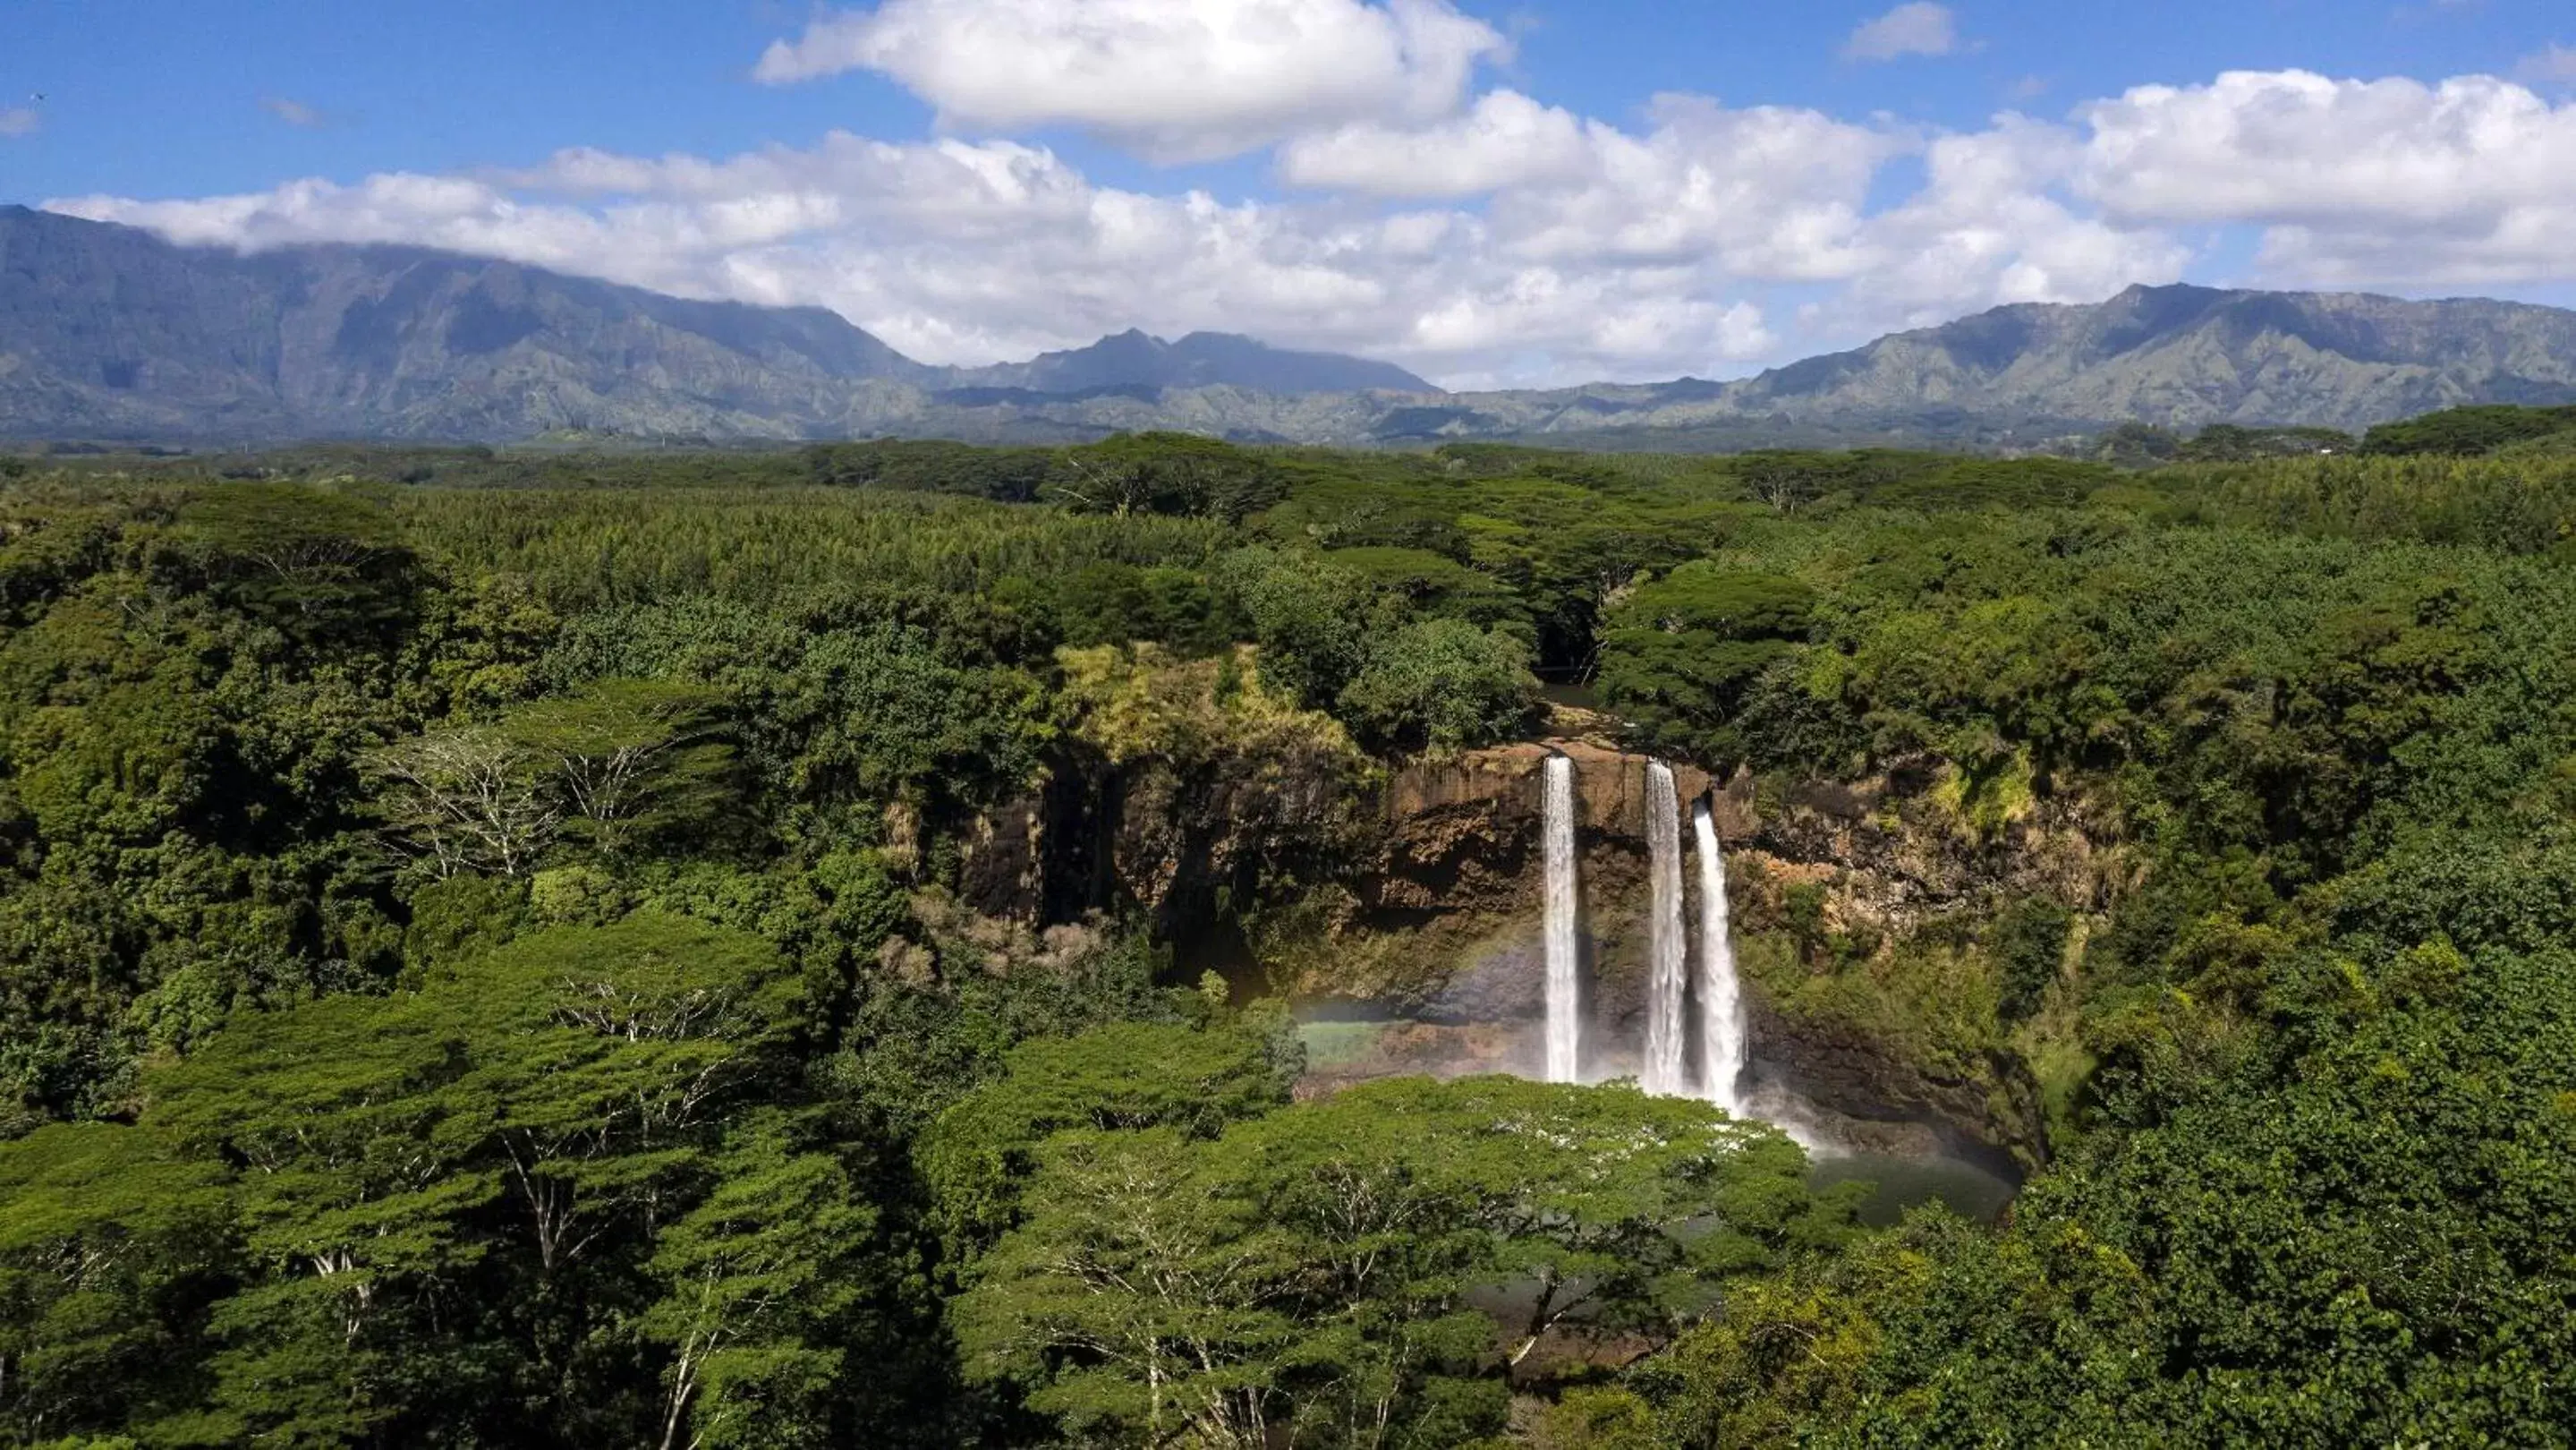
1643 763 1688 1096
1693 798 1748 1114
1543 755 1582 1084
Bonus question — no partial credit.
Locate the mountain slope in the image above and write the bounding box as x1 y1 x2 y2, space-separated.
948 328 1433 396
1715 284 2576 432
0 205 950 439
0 208 1439 441
8 206 2576 446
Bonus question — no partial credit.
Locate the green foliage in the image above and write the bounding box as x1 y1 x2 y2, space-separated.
1049 433 1287 521
1598 565 1815 761
500 677 741 854
0 1124 230 1442
2096 422 2355 468
1337 617 1538 755
1050 560 1239 653
918 1021 1294 1275
1991 898 2073 1022
639 1113 878 1450
1220 546 1375 711
2359 403 2576 457
11 419 2576 1446
164 483 421 641
804 439 1058 501
547 600 1055 833
1645 930 2576 1446
956 1076 1847 1446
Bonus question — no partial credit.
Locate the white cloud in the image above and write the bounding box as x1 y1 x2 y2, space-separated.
260 97 327 128
2518 43 2576 86
752 0 1508 163
1285 87 1908 277
1838 117 2194 329
0 107 38 139
47 114 1856 387
1484 95 1902 280
1277 89 1595 197
57 59 2576 388
2077 70 2576 284
1843 3 1960 62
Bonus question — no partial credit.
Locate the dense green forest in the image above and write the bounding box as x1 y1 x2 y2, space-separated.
4 410 2576 1446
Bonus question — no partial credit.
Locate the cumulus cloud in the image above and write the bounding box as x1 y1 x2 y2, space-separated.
1838 117 2193 328
752 0 1508 163
1277 90 1596 197
2519 43 2576 87
1279 89 1906 291
41 78 2182 388
1843 4 1960 62
2077 70 2576 284
0 107 38 139
55 59 2576 388
52 98 1909 386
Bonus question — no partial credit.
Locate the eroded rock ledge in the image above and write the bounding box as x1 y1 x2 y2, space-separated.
964 734 2129 1167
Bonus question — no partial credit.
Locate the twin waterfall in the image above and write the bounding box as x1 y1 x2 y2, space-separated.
1540 755 1750 1109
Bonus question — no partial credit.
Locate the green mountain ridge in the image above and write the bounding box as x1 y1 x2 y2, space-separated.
6 205 2576 445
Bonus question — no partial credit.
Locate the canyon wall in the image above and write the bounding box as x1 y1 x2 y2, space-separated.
957 735 2131 1168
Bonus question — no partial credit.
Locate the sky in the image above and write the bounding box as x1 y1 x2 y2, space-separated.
4 0 2576 388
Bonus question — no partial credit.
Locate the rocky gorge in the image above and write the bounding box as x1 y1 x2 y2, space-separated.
945 686 2134 1175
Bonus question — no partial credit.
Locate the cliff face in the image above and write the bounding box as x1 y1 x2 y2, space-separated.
958 735 2121 1166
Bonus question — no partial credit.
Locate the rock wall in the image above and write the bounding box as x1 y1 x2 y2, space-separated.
958 735 2129 1165
1320 742 2121 1165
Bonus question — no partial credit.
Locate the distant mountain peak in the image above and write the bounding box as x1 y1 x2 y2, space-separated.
7 206 2574 447
1725 284 2576 431
948 325 1436 397
0 208 1437 442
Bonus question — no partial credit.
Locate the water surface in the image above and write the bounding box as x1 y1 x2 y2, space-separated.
1809 1151 2019 1227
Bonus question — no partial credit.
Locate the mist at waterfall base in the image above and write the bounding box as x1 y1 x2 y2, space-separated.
1305 751 2016 1224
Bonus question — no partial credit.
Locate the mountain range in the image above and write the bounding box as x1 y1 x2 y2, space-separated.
7 204 2576 448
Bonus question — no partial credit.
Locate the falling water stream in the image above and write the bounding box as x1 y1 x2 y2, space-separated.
1543 755 1582 1084
1642 763 1688 1096
1315 751 2017 1233
1692 799 1747 1114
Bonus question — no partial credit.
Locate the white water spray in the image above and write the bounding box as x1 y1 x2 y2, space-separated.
1693 798 1748 1114
1543 755 1582 1084
1643 763 1688 1096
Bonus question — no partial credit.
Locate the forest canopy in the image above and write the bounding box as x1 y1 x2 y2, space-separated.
3 420 2575 1446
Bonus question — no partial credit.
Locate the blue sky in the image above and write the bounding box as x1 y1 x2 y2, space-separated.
6 0 2576 385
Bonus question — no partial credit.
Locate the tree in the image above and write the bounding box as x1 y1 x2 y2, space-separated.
958 1075 1847 1447
1597 566 1815 759
144 995 498 1446
1219 549 1373 712
918 1021 1294 1276
2359 404 2576 457
164 483 417 636
369 724 562 877
0 1123 232 1443
1337 618 1538 755
1049 435 1285 522
501 678 739 855
955 1125 1295 1449
1736 453 1834 515
427 916 800 1281
640 1114 875 1450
